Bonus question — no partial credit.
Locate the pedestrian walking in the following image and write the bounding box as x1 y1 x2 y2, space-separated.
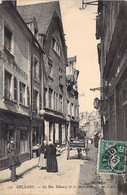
94 132 99 148
38 140 47 170
7 137 20 182
44 141 58 172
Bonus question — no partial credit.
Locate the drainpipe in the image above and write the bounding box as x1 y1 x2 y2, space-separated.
30 39 33 159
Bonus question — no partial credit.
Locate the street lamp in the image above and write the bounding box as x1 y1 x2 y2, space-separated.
39 109 45 116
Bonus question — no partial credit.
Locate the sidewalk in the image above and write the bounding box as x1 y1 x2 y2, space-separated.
100 174 118 195
0 147 66 183
0 157 38 183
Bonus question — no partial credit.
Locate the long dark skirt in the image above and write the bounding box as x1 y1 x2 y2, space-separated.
46 156 58 172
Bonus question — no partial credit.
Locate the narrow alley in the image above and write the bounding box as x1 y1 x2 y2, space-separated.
0 144 118 195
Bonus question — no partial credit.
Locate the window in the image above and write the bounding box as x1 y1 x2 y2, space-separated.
19 82 26 105
27 86 30 106
32 127 41 146
59 95 63 113
75 105 78 118
39 94 42 110
67 100 70 115
4 26 12 52
49 122 52 141
14 77 18 101
52 37 57 51
59 68 63 83
74 105 77 118
56 93 58 111
48 57 53 77
44 88 47 107
49 88 53 109
71 103 74 117
20 127 29 154
53 92 56 110
4 70 12 100
33 57 39 82
1 124 15 158
33 89 39 113
52 36 60 56
53 92 58 111
57 43 60 56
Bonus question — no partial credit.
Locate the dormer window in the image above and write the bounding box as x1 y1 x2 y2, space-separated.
52 36 60 56
4 26 12 53
26 17 38 39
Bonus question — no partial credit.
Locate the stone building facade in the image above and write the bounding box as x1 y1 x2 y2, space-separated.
28 18 44 157
96 1 127 193
18 2 68 146
0 1 32 169
0 0 46 169
66 56 79 140
79 111 101 139
0 0 80 170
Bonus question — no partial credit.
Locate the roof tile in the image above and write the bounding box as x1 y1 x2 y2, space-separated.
17 1 61 34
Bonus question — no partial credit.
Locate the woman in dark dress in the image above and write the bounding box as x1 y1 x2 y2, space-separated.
44 141 58 172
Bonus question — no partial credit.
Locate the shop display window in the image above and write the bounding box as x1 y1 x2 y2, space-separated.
1 124 15 158
20 127 29 154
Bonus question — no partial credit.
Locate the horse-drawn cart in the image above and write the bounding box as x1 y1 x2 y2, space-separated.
66 138 85 160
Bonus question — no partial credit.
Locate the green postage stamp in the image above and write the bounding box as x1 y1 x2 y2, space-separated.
97 140 127 175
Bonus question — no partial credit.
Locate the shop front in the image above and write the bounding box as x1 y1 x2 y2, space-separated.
0 110 30 170
31 118 44 158
43 113 67 146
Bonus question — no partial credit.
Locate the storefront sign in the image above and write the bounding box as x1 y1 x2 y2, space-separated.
0 113 30 125
97 140 126 175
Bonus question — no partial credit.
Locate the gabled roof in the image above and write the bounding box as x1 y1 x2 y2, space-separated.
17 1 62 35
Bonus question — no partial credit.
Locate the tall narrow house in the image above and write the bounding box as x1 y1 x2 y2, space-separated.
18 1 68 145
66 56 79 140
0 1 32 169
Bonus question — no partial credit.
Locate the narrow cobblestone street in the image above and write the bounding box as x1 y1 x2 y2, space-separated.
0 144 108 195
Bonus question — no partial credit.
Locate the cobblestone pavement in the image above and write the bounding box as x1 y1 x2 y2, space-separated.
0 145 108 195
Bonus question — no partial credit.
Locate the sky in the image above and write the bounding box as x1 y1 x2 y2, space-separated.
18 0 100 113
